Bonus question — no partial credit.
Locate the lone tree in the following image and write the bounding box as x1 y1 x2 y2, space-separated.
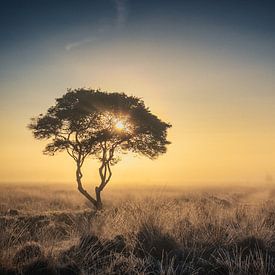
29 89 171 209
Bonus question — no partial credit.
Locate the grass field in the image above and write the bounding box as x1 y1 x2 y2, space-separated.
1 183 275 274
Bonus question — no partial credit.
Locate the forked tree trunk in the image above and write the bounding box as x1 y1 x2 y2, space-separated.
76 167 102 210
75 161 110 211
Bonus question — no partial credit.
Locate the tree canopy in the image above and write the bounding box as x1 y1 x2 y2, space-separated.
29 88 171 209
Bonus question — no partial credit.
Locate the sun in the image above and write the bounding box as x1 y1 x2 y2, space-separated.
115 120 124 130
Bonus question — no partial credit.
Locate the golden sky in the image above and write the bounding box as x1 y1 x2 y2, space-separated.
1 1 275 185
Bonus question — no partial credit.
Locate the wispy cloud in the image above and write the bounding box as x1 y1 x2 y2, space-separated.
65 38 96 51
65 0 128 51
114 0 128 28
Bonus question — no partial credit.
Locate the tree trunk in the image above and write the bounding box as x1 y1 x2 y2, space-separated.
75 164 105 211
95 187 103 210
76 168 99 209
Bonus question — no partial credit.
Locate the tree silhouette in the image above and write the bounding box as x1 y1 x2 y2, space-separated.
28 89 171 209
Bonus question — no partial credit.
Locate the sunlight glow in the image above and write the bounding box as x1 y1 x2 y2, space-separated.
115 120 125 130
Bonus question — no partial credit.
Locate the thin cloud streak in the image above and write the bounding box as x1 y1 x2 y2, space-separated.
65 0 128 51
65 38 95 51
64 26 107 51
114 0 128 28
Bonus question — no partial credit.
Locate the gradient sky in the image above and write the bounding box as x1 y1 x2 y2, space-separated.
1 0 275 185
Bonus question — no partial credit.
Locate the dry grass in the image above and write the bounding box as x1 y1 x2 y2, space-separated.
0 183 275 274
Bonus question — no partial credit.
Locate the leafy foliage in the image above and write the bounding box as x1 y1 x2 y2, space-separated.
29 88 171 159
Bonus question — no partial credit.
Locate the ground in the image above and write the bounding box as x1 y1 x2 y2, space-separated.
0 183 275 274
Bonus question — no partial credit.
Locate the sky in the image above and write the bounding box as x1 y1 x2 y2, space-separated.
1 0 275 186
